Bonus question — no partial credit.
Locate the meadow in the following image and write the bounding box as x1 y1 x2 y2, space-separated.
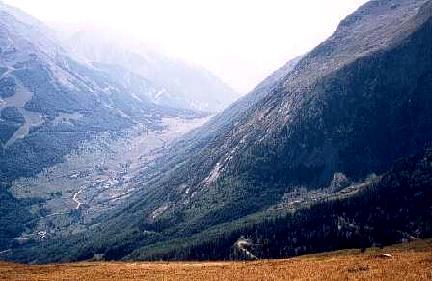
1 240 431 281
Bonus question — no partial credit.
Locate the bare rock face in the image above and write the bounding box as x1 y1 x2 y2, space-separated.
329 173 350 192
375 253 393 259
231 237 258 260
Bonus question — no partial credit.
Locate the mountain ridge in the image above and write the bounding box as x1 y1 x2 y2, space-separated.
60 29 239 112
85 0 432 261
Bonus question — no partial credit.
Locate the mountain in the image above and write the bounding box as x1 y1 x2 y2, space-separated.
60 30 239 112
0 0 201 181
3 0 432 263
128 146 432 260
0 2 202 252
127 0 432 227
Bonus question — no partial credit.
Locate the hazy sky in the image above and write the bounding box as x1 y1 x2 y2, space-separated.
4 0 368 93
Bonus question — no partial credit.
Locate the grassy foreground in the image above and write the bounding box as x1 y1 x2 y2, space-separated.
1 240 431 281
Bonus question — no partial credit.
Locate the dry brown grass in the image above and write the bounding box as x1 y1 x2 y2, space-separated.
1 240 431 281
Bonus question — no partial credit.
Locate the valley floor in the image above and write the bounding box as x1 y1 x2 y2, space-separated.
1 240 431 281
6 116 209 243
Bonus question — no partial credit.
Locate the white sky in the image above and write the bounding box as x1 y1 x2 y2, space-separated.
4 0 368 93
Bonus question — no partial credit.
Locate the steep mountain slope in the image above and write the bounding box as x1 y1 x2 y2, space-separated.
4 0 432 263
114 0 432 235
128 146 432 260
96 0 432 259
61 30 239 112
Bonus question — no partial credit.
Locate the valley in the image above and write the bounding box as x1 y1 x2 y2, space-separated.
8 116 209 243
0 0 431 273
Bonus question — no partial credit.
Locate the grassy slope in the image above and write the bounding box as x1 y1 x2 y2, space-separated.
1 239 431 281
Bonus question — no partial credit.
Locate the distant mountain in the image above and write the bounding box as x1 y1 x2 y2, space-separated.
59 30 239 112
0 2 198 249
0 1 190 177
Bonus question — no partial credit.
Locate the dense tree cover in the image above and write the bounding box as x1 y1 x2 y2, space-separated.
1 107 24 123
0 76 16 98
0 107 24 144
0 182 41 251
129 147 432 261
